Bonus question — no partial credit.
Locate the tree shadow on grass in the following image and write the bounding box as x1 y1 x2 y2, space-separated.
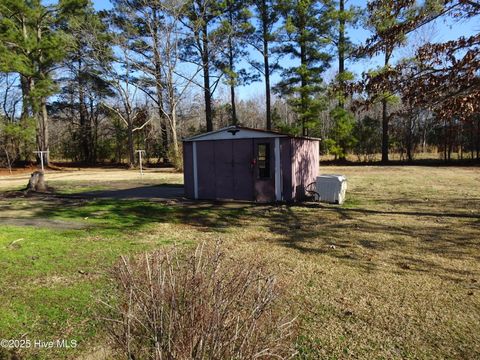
26 194 254 235
73 184 185 200
299 202 480 219
3 189 479 281
260 203 480 279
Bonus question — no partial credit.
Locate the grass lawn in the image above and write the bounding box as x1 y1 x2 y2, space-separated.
0 166 479 359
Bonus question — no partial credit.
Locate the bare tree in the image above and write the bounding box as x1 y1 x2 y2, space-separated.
0 74 21 122
101 40 153 168
128 0 202 168
0 73 30 171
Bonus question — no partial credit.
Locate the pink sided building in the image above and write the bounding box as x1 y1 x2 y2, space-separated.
183 126 320 203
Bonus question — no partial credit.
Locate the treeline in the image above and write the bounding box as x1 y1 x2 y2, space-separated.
0 0 478 169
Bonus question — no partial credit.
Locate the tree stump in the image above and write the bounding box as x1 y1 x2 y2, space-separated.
26 171 48 192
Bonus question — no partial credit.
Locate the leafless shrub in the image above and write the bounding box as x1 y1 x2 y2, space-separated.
102 242 296 359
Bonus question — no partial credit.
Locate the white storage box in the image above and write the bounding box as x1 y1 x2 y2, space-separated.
315 175 347 204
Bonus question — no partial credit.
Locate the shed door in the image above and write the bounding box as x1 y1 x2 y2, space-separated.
232 139 254 201
213 139 255 201
197 141 216 199
214 140 234 199
254 138 276 203
197 139 274 202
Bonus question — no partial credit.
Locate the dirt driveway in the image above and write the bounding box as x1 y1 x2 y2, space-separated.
0 167 184 194
0 167 185 200
0 168 185 228
0 168 183 191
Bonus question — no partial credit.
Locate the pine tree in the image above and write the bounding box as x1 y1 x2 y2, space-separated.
216 0 256 125
327 0 361 159
61 4 113 164
361 1 418 163
180 0 226 132
275 0 335 136
0 0 88 164
249 0 281 130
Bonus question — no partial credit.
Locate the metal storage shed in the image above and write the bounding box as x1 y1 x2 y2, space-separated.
183 126 319 202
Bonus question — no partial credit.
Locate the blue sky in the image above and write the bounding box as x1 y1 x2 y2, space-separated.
89 0 478 101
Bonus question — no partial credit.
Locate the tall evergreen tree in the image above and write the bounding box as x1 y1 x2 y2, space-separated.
361 1 419 163
326 0 361 159
275 0 334 136
249 0 281 130
216 0 256 125
61 5 112 164
0 0 88 164
180 0 226 132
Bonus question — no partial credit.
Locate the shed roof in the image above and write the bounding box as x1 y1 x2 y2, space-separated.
183 125 321 142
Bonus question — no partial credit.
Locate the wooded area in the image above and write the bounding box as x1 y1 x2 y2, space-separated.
0 0 478 169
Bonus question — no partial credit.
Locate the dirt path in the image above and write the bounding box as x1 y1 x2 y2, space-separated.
0 168 183 190
0 217 89 229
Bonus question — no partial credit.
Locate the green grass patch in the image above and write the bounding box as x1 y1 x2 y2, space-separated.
0 198 250 358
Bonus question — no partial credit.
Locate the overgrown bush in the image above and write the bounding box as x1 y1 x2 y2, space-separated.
103 243 296 360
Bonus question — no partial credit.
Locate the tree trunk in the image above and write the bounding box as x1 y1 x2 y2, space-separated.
422 126 427 153
4 148 12 174
35 24 49 166
201 25 213 132
93 115 99 163
230 83 237 126
227 31 237 125
300 42 307 136
471 123 474 160
90 97 98 164
161 122 169 162
20 76 31 120
36 99 50 166
444 119 448 162
381 99 389 163
19 75 33 162
152 9 169 163
476 118 479 160
264 56 271 130
338 0 346 110
262 1 272 130
406 114 413 162
127 121 135 168
78 58 91 164
337 0 347 160
381 47 392 164
170 105 180 169
27 171 47 192
115 124 122 164
20 16 32 162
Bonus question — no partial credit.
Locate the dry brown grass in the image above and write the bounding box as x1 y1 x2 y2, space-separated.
0 167 182 191
91 165 478 358
213 166 480 359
